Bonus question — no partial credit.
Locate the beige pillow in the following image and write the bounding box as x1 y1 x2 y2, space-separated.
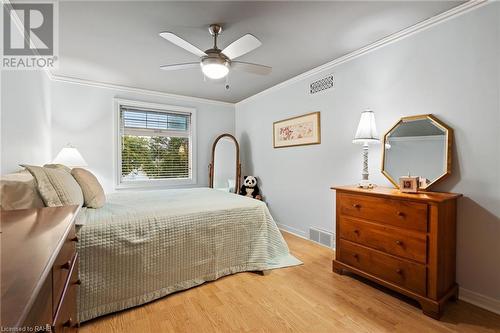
0 170 45 210
44 163 72 173
71 168 105 208
21 165 83 207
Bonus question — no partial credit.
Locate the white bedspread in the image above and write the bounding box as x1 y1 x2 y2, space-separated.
76 188 301 322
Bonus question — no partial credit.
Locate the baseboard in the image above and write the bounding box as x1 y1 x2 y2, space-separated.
459 287 500 315
277 223 308 239
277 223 335 249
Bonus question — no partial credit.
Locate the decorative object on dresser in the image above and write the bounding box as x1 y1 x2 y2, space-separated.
273 112 321 148
209 133 241 193
382 114 452 190
399 174 419 193
332 186 462 319
1 205 80 332
352 110 379 189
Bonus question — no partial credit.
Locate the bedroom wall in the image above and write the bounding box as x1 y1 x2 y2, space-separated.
235 3 500 306
50 80 235 192
1 70 52 174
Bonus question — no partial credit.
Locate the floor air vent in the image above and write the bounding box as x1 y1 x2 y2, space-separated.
309 227 333 248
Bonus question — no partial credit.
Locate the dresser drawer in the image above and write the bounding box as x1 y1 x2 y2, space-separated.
338 240 426 295
52 225 77 315
338 193 428 232
52 253 78 333
339 217 427 263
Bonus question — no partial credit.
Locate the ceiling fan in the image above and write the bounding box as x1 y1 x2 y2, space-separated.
159 24 271 80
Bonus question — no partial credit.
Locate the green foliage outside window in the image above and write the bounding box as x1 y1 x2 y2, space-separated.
121 135 189 179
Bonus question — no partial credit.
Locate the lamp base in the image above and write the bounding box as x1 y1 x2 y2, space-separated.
357 179 376 189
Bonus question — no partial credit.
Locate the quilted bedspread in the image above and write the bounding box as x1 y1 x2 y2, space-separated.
75 188 301 322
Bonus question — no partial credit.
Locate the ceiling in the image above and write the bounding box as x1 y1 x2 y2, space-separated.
54 1 464 103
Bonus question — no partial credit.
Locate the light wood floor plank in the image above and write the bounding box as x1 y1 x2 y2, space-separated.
80 231 500 333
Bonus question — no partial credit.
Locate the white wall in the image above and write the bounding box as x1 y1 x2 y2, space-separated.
236 3 500 303
1 70 52 173
50 80 235 192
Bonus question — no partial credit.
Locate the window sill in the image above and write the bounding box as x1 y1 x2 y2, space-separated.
115 178 196 190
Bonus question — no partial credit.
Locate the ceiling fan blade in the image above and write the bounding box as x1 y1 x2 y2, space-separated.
160 62 200 71
221 34 262 60
231 61 272 75
159 32 207 58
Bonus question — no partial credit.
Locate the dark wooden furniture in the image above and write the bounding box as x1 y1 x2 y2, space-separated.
332 186 462 319
1 205 80 332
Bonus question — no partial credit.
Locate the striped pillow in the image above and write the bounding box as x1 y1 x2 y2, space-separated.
21 165 83 207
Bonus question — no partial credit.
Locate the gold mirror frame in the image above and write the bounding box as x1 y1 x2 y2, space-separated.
381 114 453 190
208 133 241 194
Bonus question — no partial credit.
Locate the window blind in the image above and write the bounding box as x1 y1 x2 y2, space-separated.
120 107 191 182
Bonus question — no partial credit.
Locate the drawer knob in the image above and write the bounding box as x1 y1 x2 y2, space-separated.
352 204 361 209
397 211 406 217
70 236 79 242
353 229 360 235
396 268 403 275
74 279 82 285
352 253 359 260
61 260 72 270
395 240 403 246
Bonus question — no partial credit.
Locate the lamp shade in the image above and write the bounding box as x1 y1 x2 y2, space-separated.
352 110 379 144
52 146 88 167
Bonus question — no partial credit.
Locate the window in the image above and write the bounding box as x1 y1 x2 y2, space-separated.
115 99 196 188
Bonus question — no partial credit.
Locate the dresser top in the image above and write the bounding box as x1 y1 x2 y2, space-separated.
332 185 462 203
1 205 80 328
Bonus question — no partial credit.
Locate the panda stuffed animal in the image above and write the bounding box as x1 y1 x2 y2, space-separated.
239 176 262 200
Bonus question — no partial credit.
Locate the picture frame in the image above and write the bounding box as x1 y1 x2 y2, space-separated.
399 176 419 193
273 112 321 148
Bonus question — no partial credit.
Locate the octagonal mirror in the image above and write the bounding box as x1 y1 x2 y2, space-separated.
382 114 452 190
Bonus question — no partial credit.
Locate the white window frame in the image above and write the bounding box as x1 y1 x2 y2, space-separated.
114 98 197 189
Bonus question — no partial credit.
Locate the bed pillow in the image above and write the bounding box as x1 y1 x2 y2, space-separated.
71 168 105 208
21 165 83 207
0 170 45 210
44 163 72 173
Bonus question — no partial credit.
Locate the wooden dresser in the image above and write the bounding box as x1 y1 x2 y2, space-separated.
332 186 462 319
1 205 80 332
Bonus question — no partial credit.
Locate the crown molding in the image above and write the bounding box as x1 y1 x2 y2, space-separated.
47 72 234 107
236 0 489 107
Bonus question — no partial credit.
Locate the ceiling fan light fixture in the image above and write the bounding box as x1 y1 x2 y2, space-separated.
201 61 229 80
159 24 271 80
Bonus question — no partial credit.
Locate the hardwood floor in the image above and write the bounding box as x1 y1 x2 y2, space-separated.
80 231 500 333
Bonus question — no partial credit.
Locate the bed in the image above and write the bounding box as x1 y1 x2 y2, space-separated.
75 188 301 322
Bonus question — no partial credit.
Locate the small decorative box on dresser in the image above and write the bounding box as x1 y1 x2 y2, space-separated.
332 186 462 319
1 205 80 332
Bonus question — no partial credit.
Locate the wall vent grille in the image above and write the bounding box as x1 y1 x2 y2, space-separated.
309 227 334 248
310 75 334 94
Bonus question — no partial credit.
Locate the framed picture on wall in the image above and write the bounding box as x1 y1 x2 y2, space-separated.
273 112 321 148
